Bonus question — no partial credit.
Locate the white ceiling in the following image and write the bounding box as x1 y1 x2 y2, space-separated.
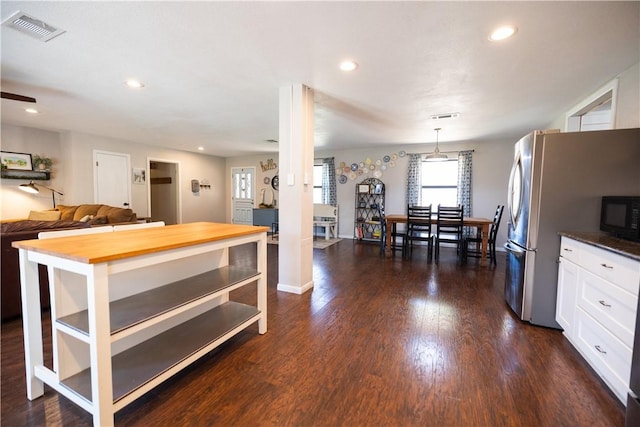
1 1 638 157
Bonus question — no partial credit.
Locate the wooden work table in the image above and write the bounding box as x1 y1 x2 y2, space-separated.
13 222 268 426
384 214 493 265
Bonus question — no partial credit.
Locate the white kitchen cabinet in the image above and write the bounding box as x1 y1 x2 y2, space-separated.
556 248 579 334
556 234 640 404
14 222 268 426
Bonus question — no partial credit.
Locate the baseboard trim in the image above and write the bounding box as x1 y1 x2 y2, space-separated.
277 280 314 294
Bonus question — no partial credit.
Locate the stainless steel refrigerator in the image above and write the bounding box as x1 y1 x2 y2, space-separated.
504 128 640 328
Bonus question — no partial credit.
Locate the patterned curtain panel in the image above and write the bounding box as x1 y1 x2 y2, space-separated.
406 153 422 208
457 150 473 217
322 157 337 205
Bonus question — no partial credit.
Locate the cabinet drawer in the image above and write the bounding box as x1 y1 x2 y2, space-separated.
578 269 638 348
579 244 640 295
559 237 581 264
574 307 632 404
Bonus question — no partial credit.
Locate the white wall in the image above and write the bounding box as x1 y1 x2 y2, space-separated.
1 125 227 223
547 61 640 131
1 126 64 218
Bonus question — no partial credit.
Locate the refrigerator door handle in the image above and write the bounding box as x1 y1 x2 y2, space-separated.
504 242 524 254
505 241 536 253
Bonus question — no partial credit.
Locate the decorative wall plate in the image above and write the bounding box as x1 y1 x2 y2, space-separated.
374 170 382 178
399 150 406 157
338 174 347 184
383 155 390 163
391 153 398 161
375 159 382 165
263 177 270 184
351 163 358 171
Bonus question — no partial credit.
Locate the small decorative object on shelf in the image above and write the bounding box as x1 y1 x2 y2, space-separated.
354 177 385 242
32 154 53 171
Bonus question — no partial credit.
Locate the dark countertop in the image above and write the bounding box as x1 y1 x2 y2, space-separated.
559 231 640 262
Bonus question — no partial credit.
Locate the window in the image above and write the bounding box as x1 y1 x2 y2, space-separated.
313 163 323 203
420 159 458 207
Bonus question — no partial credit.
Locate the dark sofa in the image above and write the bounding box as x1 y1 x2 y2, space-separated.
1 220 90 321
1 204 137 321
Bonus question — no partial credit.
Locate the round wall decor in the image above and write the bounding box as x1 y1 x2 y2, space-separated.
263 177 270 184
271 175 279 191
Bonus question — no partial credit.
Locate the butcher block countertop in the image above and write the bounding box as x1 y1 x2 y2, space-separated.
559 231 640 262
12 222 269 264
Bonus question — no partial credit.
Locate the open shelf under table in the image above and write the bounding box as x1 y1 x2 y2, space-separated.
57 266 259 336
60 301 260 404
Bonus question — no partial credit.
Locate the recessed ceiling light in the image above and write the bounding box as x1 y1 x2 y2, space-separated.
25 108 38 114
339 60 358 72
489 25 517 41
125 79 144 89
197 146 204 151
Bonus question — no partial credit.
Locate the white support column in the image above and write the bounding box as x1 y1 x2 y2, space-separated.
277 84 314 294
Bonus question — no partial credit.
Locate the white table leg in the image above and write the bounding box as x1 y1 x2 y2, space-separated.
18 249 45 400
87 264 114 426
257 234 267 334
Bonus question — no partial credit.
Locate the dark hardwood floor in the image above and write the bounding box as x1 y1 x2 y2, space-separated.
1 241 625 426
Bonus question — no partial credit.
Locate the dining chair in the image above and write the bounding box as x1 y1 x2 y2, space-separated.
463 205 504 266
376 206 404 257
405 204 433 260
435 204 464 261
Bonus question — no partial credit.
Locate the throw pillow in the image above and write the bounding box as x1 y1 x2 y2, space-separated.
27 210 62 221
87 216 108 225
73 204 102 221
96 205 135 223
55 205 78 221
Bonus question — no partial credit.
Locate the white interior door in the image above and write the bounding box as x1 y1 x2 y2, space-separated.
94 150 131 208
231 167 255 224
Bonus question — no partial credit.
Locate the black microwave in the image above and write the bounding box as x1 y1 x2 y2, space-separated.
600 196 640 242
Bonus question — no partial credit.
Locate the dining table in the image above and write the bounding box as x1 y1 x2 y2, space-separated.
384 214 494 265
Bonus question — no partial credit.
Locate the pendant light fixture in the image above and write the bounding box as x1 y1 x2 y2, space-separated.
425 127 448 162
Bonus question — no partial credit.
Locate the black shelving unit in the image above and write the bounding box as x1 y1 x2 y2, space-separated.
354 177 385 242
1 170 50 180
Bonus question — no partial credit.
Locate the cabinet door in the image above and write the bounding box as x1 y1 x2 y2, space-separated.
556 257 579 336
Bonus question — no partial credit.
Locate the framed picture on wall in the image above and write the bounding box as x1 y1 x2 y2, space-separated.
132 167 146 184
358 184 370 194
374 183 383 194
1 151 33 170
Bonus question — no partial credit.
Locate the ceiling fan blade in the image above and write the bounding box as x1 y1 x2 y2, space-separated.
1 92 36 103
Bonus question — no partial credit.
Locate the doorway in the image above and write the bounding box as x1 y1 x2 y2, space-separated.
231 167 255 225
148 159 180 224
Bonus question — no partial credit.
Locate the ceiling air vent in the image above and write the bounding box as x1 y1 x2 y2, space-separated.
2 11 66 42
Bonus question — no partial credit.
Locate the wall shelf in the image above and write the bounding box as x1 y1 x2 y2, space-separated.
1 170 50 180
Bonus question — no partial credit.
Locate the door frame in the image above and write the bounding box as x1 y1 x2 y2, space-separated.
230 166 256 224
147 157 182 224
